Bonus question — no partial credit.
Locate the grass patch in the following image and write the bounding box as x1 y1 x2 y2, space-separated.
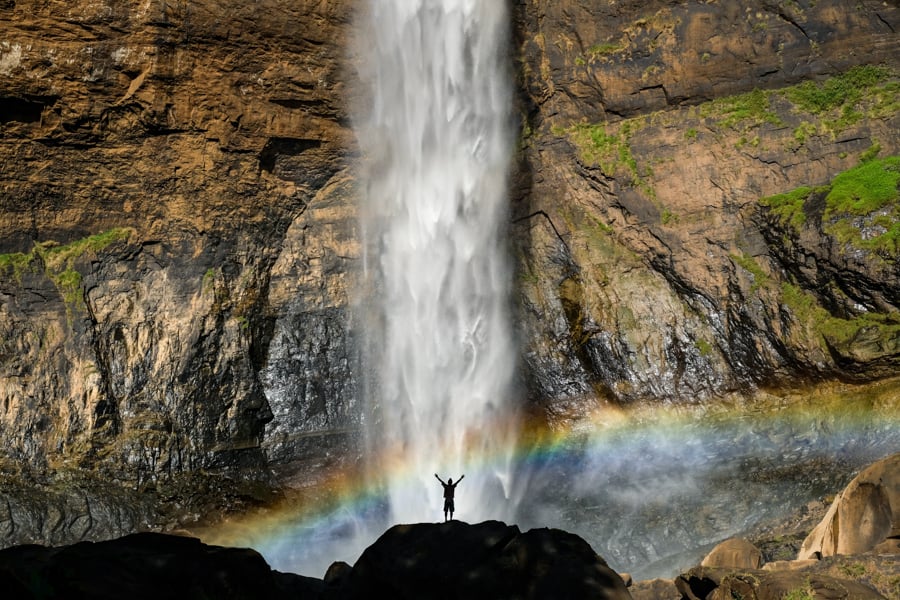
587 43 623 59
566 120 655 199
781 282 900 348
782 584 815 600
0 251 36 283
784 65 896 132
0 228 132 319
824 156 900 255
825 156 900 217
785 65 891 114
700 88 783 130
694 338 714 356
760 157 900 256
731 253 770 291
759 186 816 229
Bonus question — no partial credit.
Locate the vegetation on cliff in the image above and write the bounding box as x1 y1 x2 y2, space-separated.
0 228 133 317
563 66 898 210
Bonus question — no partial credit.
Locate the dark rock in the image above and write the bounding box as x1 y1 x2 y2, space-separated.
337 520 632 600
324 560 352 587
0 522 633 600
0 532 323 600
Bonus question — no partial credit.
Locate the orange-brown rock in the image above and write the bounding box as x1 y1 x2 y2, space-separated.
511 0 900 407
0 0 360 544
799 452 900 559
701 538 763 570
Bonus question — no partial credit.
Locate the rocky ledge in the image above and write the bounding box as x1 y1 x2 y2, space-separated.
3 451 897 600
0 520 632 600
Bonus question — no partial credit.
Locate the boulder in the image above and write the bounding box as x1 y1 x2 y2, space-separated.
675 566 886 600
629 578 681 600
336 520 632 600
700 538 763 569
799 453 900 559
0 532 324 600
761 559 818 571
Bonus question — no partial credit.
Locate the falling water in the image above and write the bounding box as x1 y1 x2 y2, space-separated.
357 1 516 524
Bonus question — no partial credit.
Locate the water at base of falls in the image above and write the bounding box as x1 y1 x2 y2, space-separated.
356 0 518 526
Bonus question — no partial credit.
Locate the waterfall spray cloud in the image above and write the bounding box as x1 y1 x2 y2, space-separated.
355 0 517 525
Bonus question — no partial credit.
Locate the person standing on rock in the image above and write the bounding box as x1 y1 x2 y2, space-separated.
434 473 464 522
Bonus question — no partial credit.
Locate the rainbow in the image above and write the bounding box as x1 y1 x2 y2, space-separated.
197 378 900 578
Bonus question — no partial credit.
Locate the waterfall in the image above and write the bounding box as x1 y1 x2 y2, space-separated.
356 0 516 524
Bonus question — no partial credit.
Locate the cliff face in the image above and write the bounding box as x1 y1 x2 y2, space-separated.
0 0 359 486
0 0 898 542
511 0 900 414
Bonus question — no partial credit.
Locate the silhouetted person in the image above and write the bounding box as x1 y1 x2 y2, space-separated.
434 473 464 521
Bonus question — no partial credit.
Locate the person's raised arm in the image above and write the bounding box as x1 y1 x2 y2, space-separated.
434 473 446 485
457 474 465 484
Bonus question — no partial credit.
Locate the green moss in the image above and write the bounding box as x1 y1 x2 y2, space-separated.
784 65 896 132
567 121 655 199
792 121 818 146
587 43 622 58
42 228 132 270
826 156 900 216
731 253 770 291
661 208 678 225
759 186 814 229
1 228 132 320
694 338 714 356
0 251 36 283
785 65 891 115
685 127 698 140
781 282 900 347
760 157 900 256
700 88 782 130
202 268 218 292
860 142 881 163
823 156 900 255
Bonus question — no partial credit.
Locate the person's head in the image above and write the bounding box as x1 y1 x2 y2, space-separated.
448 478 453 484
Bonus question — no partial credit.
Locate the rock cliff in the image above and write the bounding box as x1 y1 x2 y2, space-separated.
0 0 898 544
511 0 900 411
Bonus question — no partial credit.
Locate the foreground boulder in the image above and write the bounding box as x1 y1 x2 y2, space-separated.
0 532 322 600
799 453 900 559
700 538 763 569
334 520 632 600
0 522 631 599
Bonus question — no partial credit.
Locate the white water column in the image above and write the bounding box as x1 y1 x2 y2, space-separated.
357 0 517 524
